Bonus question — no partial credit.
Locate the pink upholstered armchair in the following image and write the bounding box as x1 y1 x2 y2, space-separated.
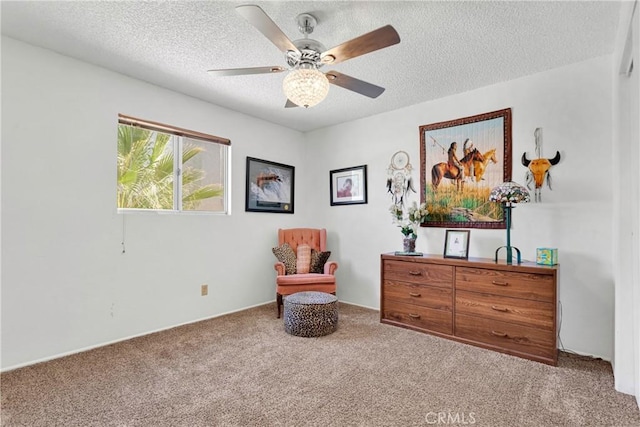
274 228 338 318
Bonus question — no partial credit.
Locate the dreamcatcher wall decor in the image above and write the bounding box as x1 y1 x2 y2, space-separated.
387 151 416 207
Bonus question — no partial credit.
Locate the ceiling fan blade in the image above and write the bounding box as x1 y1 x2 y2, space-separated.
208 66 286 77
321 25 400 65
285 99 298 108
236 5 300 54
325 71 385 98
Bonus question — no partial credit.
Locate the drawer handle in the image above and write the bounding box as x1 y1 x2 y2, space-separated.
409 271 422 276
491 330 508 338
491 280 509 286
491 305 509 312
409 292 422 297
408 313 421 319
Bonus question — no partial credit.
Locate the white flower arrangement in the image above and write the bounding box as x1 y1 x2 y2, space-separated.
390 201 429 238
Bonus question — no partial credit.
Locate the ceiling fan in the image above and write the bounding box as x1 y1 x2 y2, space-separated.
208 5 401 108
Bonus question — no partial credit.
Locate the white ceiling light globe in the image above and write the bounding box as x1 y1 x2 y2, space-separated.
283 68 329 108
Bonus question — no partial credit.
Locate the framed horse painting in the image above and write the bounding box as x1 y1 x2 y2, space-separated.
419 108 512 229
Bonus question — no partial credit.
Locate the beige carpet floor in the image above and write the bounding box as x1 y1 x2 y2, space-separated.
1 303 639 426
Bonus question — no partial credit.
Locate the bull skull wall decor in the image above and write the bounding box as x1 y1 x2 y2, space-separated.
521 128 561 202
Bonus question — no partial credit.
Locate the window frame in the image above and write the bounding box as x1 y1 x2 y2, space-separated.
117 114 231 215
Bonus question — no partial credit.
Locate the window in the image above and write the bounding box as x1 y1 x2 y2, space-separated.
117 114 230 213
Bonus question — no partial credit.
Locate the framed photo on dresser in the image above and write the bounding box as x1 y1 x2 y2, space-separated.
443 230 470 259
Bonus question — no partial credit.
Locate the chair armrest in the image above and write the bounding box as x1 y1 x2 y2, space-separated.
324 261 338 275
274 262 286 276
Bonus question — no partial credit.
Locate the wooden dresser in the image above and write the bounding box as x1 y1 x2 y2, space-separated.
380 254 559 365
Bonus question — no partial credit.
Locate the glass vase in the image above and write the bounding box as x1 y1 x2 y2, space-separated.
403 236 416 253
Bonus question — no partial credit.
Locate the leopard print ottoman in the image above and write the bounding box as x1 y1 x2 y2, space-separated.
283 291 338 337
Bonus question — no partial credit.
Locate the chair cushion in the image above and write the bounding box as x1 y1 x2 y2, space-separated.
276 273 336 286
297 244 311 274
310 249 331 273
272 243 297 275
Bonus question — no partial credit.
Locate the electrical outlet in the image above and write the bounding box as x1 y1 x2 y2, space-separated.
201 284 208 296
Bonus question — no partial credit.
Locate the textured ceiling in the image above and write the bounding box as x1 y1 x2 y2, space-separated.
1 1 622 132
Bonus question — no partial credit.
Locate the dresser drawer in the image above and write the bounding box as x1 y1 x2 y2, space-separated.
456 267 554 302
455 313 556 360
383 260 453 288
383 300 452 335
383 280 452 311
380 254 558 365
455 290 554 331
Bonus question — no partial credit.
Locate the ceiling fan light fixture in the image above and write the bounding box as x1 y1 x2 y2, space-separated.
283 67 329 108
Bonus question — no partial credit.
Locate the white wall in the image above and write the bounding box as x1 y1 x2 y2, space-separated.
306 55 615 360
0 36 624 369
612 0 640 399
1 37 308 370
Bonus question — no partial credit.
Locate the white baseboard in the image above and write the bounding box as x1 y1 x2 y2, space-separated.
1 300 274 373
338 300 379 311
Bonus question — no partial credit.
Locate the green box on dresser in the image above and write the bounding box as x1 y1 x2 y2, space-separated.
380 253 559 366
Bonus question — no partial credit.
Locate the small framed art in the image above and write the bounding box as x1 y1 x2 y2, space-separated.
330 165 368 206
245 157 294 213
443 230 470 259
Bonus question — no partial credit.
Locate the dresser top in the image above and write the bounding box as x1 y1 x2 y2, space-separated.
381 253 558 275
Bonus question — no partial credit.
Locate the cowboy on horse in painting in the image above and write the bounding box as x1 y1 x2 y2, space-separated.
432 142 485 191
463 139 475 180
447 142 465 180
